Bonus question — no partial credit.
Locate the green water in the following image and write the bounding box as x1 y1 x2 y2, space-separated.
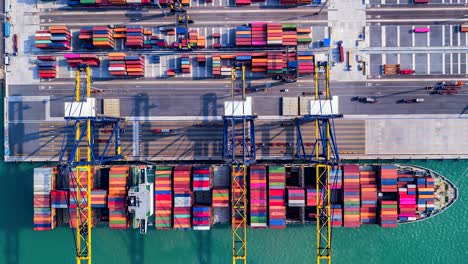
0 160 466 264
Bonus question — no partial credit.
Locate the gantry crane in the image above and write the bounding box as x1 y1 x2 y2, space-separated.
222 62 256 264
171 0 194 50
295 60 342 264
58 64 125 264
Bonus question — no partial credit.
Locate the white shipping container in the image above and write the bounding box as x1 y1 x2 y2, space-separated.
108 67 126 71
251 223 268 227
193 226 211 231
309 96 339 115
64 98 96 118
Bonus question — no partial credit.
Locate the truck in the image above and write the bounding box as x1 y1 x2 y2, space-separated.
398 98 424 103
352 96 378 104
460 24 468 33
13 34 18 55
383 64 400 75
153 129 173 134
4 22 10 38
338 41 344 63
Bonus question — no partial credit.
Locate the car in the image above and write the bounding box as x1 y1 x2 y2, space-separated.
283 78 297 83
280 89 289 93
273 75 282 80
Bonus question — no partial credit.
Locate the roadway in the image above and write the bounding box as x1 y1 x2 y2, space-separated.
7 80 468 121
366 6 468 25
38 8 328 27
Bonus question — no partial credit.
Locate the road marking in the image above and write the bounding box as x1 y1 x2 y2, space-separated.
427 53 430 75
466 53 468 74
442 25 445 47
427 27 430 47
412 26 415 47
458 27 461 47
397 53 400 65
450 53 453 75
450 25 453 47
442 54 446 74
397 26 400 47
382 26 386 47
412 53 415 72
382 53 386 65
458 53 461 74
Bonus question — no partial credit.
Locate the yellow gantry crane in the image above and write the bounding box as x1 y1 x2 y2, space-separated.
59 64 125 264
223 63 255 264
314 62 337 264
296 60 341 264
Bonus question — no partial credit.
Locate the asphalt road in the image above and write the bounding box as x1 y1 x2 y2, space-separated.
8 80 468 118
39 9 328 26
366 8 468 25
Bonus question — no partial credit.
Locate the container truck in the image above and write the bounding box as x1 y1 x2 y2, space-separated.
460 24 468 33
4 22 10 38
153 129 173 133
383 64 400 75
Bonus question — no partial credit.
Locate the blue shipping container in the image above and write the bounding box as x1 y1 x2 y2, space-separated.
4 22 10 38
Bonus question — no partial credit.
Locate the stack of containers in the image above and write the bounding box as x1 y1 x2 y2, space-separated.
212 188 229 207
108 52 127 76
37 58 57 79
113 26 127 39
143 29 152 48
379 200 398 228
64 54 100 67
379 165 398 193
92 26 115 48
51 190 68 209
173 165 192 229
108 166 129 229
282 24 297 46
79 26 93 48
125 55 145 77
297 27 313 44
280 0 296 4
297 51 314 75
155 166 173 229
360 165 377 225
197 35 206 48
267 52 283 75
251 53 267 72
108 0 126 3
193 166 210 191
193 206 211 230
306 189 323 206
342 165 360 228
235 0 251 5
330 166 342 190
34 168 56 230
268 166 286 229
398 184 417 221
35 26 71 50
125 26 144 48
251 22 267 46
235 26 252 46
287 187 305 207
180 55 191 74
250 165 267 228
91 190 107 208
331 204 343 227
417 178 435 214
189 30 198 47
212 55 221 76
267 23 283 46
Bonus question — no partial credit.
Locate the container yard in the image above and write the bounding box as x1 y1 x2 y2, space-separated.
2 0 468 263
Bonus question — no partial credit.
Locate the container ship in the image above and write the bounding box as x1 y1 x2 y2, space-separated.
33 164 457 232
